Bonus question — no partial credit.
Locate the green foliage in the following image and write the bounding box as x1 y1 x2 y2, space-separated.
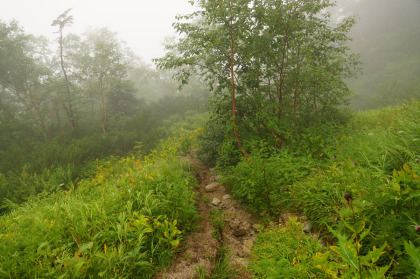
404 241 420 279
0 96 209 213
209 209 225 231
197 114 229 167
0 165 75 213
222 145 314 215
289 159 379 227
196 245 237 279
0 18 210 215
337 102 420 173
211 245 238 279
209 209 225 241
158 0 360 161
0 133 136 214
216 102 419 277
0 130 201 278
313 225 390 278
250 218 327 278
290 159 419 276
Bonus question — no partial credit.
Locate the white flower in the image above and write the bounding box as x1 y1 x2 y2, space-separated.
368 133 373 136
413 138 419 141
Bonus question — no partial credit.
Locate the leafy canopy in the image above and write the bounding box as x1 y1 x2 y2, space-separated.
157 0 360 147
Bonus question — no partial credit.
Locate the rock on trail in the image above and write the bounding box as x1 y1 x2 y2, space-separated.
155 150 259 279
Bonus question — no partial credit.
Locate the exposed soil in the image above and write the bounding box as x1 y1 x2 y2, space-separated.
155 150 260 279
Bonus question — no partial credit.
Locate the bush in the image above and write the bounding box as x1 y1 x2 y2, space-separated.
222 144 314 215
197 114 228 167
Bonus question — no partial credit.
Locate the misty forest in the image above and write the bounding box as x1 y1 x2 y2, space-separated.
0 0 419 278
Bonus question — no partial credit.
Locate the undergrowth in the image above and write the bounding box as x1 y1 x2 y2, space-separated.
220 102 420 277
0 129 201 278
250 218 327 278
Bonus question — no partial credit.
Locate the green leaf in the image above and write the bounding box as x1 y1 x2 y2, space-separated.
72 258 86 275
367 264 392 279
77 242 93 254
360 242 387 265
170 239 180 247
338 242 359 271
328 225 359 271
134 261 152 267
404 241 420 277
37 241 49 253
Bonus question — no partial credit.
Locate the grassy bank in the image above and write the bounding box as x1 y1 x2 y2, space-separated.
0 129 201 278
222 102 419 277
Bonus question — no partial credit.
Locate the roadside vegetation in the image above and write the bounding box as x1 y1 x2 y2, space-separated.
0 129 201 278
218 102 419 277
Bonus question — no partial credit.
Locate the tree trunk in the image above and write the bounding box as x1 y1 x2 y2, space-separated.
278 29 289 120
99 77 107 134
54 103 63 131
293 45 301 128
58 29 75 131
228 12 250 161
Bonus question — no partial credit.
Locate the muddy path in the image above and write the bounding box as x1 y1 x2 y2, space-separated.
155 151 260 279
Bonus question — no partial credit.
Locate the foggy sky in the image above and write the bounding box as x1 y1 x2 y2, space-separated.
0 0 195 64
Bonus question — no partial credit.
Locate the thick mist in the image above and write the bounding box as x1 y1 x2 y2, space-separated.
336 0 420 109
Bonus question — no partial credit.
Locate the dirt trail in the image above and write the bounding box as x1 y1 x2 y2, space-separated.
155 150 259 279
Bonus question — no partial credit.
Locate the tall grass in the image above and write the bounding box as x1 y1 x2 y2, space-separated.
223 101 419 277
0 129 201 278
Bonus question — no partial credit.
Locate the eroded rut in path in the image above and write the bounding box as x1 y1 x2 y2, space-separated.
155 151 259 279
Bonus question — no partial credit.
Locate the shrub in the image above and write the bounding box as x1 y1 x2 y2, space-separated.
222 145 314 215
197 114 228 167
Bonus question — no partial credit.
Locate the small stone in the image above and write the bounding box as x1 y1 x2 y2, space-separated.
241 222 251 231
229 219 241 230
242 238 254 254
205 182 219 193
233 228 247 237
222 194 231 200
224 210 236 219
303 221 313 232
232 257 248 268
212 198 221 206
